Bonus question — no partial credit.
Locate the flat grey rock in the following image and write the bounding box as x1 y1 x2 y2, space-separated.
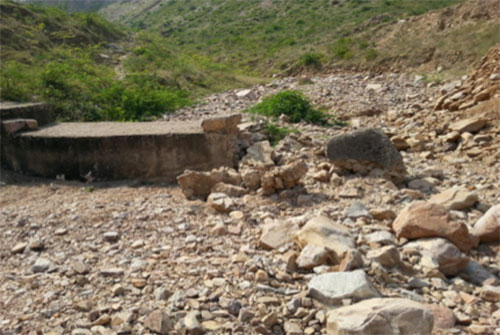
308 270 380 306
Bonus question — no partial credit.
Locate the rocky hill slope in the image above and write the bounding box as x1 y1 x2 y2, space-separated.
1 44 499 335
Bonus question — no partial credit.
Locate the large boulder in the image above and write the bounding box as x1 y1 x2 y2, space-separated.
392 201 476 252
326 298 434 335
296 216 355 262
325 128 406 183
471 204 500 242
308 270 380 306
403 238 469 276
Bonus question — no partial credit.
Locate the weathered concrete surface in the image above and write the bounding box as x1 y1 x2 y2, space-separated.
1 116 241 183
0 102 53 126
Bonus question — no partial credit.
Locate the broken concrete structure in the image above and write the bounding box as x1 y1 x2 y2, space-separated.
0 102 241 182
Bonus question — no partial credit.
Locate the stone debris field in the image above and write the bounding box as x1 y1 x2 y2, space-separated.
1 46 499 335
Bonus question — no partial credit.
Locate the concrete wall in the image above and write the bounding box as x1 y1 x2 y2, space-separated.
1 113 241 183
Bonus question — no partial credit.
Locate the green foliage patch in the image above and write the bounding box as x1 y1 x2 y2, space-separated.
245 90 330 125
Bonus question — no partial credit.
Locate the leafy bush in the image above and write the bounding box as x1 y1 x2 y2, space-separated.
245 90 329 125
263 122 299 146
300 52 323 69
0 61 35 101
333 38 352 59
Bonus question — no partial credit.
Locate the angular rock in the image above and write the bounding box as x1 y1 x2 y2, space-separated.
403 238 469 276
458 260 497 286
32 257 53 273
471 204 500 242
211 182 247 197
177 167 241 199
308 270 380 306
429 187 478 211
259 220 299 250
296 216 355 262
296 244 334 269
11 242 27 254
326 298 433 335
393 201 476 252
365 231 396 245
480 285 500 302
241 141 275 167
201 114 241 133
425 304 456 330
344 202 371 220
99 267 124 277
1 119 38 136
207 192 234 212
143 310 173 335
325 128 406 183
367 245 401 268
184 311 205 335
260 160 308 195
449 118 487 133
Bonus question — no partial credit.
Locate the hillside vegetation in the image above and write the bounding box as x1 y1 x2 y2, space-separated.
1 0 498 122
102 0 483 74
0 0 259 121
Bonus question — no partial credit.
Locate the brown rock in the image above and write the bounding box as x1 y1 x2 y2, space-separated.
425 304 456 329
429 187 478 211
296 216 355 262
449 118 487 133
471 204 500 242
259 220 299 250
143 310 173 335
260 160 308 195
393 202 476 252
207 192 234 212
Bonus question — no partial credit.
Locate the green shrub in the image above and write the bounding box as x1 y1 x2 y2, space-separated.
263 122 299 146
245 90 329 125
364 48 378 61
0 61 35 101
333 37 352 59
300 52 323 69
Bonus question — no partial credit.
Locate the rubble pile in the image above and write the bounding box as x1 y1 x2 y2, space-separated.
1 46 500 335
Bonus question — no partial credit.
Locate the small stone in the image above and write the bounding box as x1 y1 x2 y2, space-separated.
284 321 302 335
207 192 234 212
480 285 500 302
131 278 147 289
184 311 205 335
345 202 371 220
93 314 111 326
143 310 173 335
72 260 89 275
32 257 53 273
28 239 44 251
367 245 401 268
103 231 120 242
471 204 500 242
255 269 269 282
370 209 396 221
112 284 126 296
296 243 333 269
72 329 92 335
449 118 487 133
11 242 27 254
262 311 279 328
259 220 299 250
308 270 380 306
365 231 395 245
425 304 456 329
429 187 479 211
154 287 171 300
99 267 124 277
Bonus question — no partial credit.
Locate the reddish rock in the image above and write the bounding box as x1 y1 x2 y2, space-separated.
393 202 476 252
